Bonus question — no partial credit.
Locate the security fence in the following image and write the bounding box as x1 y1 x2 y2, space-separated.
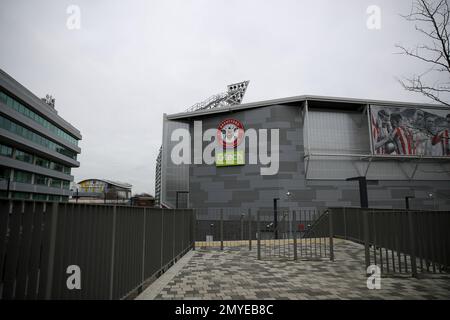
329 207 450 277
194 208 333 261
0 199 194 300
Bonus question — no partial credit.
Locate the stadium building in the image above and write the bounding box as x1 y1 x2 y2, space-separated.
0 69 81 201
72 179 132 204
156 84 450 212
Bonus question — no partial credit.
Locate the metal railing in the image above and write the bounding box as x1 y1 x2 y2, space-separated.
194 208 334 261
0 199 195 300
329 207 450 276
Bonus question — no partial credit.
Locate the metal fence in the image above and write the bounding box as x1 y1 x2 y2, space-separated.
194 208 334 261
330 207 450 276
0 199 194 300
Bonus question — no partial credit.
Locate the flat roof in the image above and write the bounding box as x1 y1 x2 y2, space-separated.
166 94 447 120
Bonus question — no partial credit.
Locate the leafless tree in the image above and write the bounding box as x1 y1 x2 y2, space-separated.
397 0 450 106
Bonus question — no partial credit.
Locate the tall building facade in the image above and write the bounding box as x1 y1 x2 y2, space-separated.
0 69 81 201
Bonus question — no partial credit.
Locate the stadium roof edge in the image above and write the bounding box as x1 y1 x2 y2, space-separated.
166 94 448 120
77 179 132 190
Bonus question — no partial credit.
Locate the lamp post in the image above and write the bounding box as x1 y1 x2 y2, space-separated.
405 196 415 210
6 178 11 199
428 193 437 210
346 176 369 208
286 191 292 235
273 198 279 239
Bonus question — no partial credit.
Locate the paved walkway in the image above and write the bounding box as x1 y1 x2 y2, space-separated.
137 240 450 300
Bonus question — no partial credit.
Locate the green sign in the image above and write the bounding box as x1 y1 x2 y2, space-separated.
216 150 245 167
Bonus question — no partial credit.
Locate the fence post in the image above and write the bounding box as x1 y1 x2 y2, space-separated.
257 210 261 260
160 208 164 271
109 205 117 300
293 210 298 261
407 211 418 277
172 210 176 261
192 209 196 250
328 209 334 261
141 208 146 290
44 202 59 300
248 208 252 251
343 208 347 240
241 213 244 244
220 209 224 251
363 210 371 271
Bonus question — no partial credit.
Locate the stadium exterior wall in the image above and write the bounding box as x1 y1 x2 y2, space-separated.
160 99 450 214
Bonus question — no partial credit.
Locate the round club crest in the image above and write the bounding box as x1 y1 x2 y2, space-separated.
217 119 245 148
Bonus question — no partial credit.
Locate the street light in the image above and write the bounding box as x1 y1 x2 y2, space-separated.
6 178 10 199
346 176 369 208
428 193 437 210
273 197 280 239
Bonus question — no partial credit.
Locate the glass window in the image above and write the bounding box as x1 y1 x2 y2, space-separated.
35 157 50 168
12 192 31 200
50 178 61 189
35 174 49 186
33 193 48 201
51 162 64 172
0 115 78 160
15 150 33 163
13 170 32 184
0 167 11 180
62 180 70 190
48 195 61 202
6 96 13 108
0 144 13 157
0 91 7 104
0 90 79 146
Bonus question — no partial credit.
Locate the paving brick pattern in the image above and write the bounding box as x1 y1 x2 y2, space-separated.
150 240 450 300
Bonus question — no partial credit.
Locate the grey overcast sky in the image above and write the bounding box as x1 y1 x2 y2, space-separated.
0 0 445 194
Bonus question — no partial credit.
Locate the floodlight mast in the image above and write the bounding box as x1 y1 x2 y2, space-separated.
155 81 250 208
185 80 250 112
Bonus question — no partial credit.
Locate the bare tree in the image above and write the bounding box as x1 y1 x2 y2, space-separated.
397 0 450 106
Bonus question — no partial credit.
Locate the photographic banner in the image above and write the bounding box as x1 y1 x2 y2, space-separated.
370 105 450 157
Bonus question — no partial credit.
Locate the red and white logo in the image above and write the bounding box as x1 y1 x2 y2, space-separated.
217 119 245 148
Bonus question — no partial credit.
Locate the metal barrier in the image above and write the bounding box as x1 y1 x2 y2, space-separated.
195 208 255 250
330 207 450 276
194 208 334 262
0 199 194 300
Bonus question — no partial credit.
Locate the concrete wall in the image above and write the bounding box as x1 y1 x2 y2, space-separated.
188 104 450 214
